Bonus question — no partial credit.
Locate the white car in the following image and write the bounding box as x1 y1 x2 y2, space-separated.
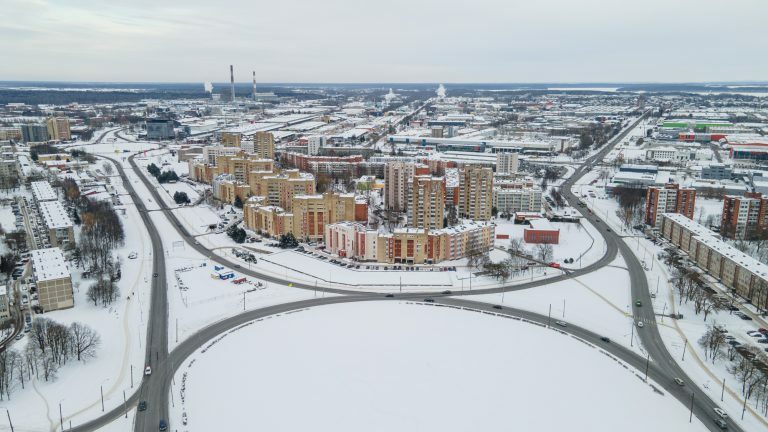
713 407 728 419
636 321 644 328
128 252 138 259
144 366 152 376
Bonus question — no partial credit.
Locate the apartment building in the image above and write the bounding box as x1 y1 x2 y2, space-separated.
458 166 494 221
244 203 293 238
378 228 429 264
645 183 696 228
324 222 379 261
496 153 519 174
292 193 357 241
38 200 75 247
427 222 495 263
384 161 416 213
661 213 768 310
46 117 71 141
408 176 445 230
308 135 326 156
721 192 768 239
250 169 315 211
0 127 22 141
30 247 74 312
493 187 542 214
31 180 58 203
253 132 275 160
21 124 49 143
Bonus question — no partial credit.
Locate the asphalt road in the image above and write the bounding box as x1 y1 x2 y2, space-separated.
69 118 741 432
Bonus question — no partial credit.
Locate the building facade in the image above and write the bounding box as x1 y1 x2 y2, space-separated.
493 187 542 214
661 213 768 311
21 124 49 143
408 176 445 230
458 167 494 221
30 247 73 312
496 153 519 174
721 192 768 239
384 161 416 213
146 119 175 140
254 132 275 160
46 117 71 141
644 183 696 228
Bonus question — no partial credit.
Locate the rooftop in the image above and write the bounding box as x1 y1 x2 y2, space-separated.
39 200 73 230
31 180 57 202
30 247 70 282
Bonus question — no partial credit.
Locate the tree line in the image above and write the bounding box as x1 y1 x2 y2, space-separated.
147 163 179 183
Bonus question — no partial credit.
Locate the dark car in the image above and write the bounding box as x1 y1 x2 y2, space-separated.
600 337 611 343
442 290 452 295
153 273 158 278
385 294 394 298
492 305 502 310
159 420 168 431
424 298 435 303
138 401 147 411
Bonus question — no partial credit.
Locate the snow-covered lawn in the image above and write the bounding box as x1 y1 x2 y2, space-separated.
170 301 706 432
0 205 16 232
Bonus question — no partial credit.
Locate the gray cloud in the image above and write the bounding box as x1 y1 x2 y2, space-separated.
1 0 766 83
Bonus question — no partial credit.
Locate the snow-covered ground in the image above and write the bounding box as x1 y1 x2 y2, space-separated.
170 301 706 432
1 158 154 431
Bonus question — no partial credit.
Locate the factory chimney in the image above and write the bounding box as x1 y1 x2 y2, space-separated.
230 65 235 102
252 71 257 100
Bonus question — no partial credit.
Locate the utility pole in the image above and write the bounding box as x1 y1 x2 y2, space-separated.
59 403 63 431
721 378 725 402
644 353 649 382
130 365 133 388
682 339 688 361
6 409 13 432
547 304 552 327
562 298 566 318
242 291 246 311
100 385 104 412
630 322 634 347
176 318 178 343
689 392 694 423
123 390 127 418
399 277 402 293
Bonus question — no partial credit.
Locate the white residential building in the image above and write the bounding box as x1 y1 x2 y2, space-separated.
496 153 519 174
493 187 542 214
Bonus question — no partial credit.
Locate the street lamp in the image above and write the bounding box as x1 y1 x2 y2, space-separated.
100 378 110 412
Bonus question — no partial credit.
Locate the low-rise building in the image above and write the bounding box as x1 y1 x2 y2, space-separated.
493 187 542 214
660 213 768 311
39 200 75 247
30 247 73 312
524 219 560 244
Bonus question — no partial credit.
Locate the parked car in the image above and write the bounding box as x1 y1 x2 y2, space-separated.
144 366 152 376
555 321 567 327
138 401 147 411
674 378 684 386
159 420 168 431
713 407 728 419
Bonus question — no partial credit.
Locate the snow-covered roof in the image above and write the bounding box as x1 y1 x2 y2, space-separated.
31 180 57 202
30 247 70 282
528 219 558 231
663 213 768 283
39 200 73 230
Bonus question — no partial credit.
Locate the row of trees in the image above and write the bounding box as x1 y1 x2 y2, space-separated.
226 225 247 244
147 163 179 183
173 191 190 205
78 200 125 273
86 277 121 307
0 318 100 400
467 238 555 282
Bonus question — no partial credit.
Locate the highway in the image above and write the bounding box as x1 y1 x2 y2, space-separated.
69 115 740 432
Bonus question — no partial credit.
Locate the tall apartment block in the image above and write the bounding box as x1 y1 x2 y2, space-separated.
254 131 275 160
46 117 71 141
408 176 445 230
721 192 768 239
645 183 696 228
384 161 415 213
458 167 494 221
496 153 519 174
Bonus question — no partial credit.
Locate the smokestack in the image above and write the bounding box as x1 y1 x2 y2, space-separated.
252 71 256 100
230 65 235 102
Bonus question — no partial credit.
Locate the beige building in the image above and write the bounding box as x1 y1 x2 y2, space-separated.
384 161 416 212
496 153 519 174
253 132 275 160
378 228 429 264
0 128 22 141
46 117 71 141
408 176 445 230
661 213 768 311
458 167 494 221
30 247 73 312
39 200 75 247
249 169 315 211
221 132 242 147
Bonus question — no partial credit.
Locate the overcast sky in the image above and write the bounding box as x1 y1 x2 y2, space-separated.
1 0 766 83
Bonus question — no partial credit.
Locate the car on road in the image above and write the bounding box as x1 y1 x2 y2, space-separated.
635 300 642 307
138 401 147 411
714 418 727 429
713 407 728 419
385 294 394 298
600 336 611 343
555 321 567 327
423 298 435 303
492 305 502 310
144 366 152 376
674 378 684 386
14 333 23 341
442 290 452 295
636 321 644 328
159 420 168 431
128 252 138 259
152 273 158 278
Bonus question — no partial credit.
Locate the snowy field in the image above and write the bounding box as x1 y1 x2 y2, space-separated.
170 302 706 432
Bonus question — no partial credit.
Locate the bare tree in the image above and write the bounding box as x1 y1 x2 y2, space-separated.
698 324 727 364
101 162 114 176
69 322 101 362
535 243 554 263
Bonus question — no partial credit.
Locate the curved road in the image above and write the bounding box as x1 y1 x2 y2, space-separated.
72 115 740 432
